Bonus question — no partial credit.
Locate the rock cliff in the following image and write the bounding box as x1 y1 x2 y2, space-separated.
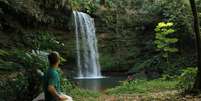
0 0 72 48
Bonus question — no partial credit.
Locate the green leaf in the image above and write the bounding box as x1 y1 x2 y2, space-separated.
0 49 10 57
163 47 178 52
162 53 168 58
164 38 178 43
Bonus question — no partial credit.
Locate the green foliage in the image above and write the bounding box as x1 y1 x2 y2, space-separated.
95 0 193 74
128 55 166 79
0 60 22 71
22 32 64 51
106 79 178 95
69 88 100 101
154 22 178 58
0 50 49 101
0 49 10 56
128 54 196 80
0 73 28 101
129 58 156 73
68 0 98 14
61 78 75 93
160 74 177 81
176 67 197 93
0 31 68 100
61 78 100 101
99 54 116 71
162 0 192 32
4 50 50 74
0 49 96 101
0 50 23 71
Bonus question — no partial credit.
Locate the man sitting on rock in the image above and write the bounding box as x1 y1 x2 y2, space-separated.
43 51 72 101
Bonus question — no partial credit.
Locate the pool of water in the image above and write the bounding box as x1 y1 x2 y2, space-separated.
73 76 127 92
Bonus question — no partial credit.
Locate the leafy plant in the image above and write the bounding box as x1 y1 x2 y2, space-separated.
0 50 49 101
61 78 100 101
154 22 178 67
61 78 75 94
176 67 197 93
155 22 178 57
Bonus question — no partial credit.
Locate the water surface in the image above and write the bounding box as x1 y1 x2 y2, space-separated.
73 76 127 92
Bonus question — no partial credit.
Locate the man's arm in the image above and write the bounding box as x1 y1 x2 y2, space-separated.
48 85 67 101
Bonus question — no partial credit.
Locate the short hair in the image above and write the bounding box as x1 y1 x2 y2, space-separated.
127 72 133 75
48 51 60 65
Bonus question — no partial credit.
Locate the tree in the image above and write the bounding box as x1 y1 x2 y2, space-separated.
154 22 178 65
189 0 201 92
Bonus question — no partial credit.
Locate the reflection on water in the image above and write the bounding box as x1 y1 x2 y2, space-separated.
74 76 126 91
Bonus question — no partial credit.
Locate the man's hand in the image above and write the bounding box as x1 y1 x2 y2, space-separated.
48 85 69 101
58 95 68 101
48 85 64 100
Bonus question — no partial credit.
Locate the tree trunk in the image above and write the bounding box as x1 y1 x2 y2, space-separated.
100 0 106 6
190 0 201 92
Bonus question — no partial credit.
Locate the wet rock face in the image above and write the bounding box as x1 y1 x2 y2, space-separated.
0 0 72 33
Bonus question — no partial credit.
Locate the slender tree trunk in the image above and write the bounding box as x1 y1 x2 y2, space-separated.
189 0 201 92
100 0 106 6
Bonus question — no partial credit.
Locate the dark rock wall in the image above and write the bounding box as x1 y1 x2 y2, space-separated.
0 0 72 48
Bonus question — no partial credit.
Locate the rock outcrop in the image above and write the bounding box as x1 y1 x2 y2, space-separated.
0 0 72 48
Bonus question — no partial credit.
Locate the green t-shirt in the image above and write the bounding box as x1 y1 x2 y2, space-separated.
43 67 61 101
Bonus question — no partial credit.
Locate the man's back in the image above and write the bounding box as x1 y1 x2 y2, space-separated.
43 67 61 101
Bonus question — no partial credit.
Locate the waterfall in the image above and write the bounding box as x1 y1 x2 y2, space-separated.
73 11 102 79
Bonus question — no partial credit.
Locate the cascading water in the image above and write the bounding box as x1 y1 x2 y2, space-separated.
73 11 102 79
